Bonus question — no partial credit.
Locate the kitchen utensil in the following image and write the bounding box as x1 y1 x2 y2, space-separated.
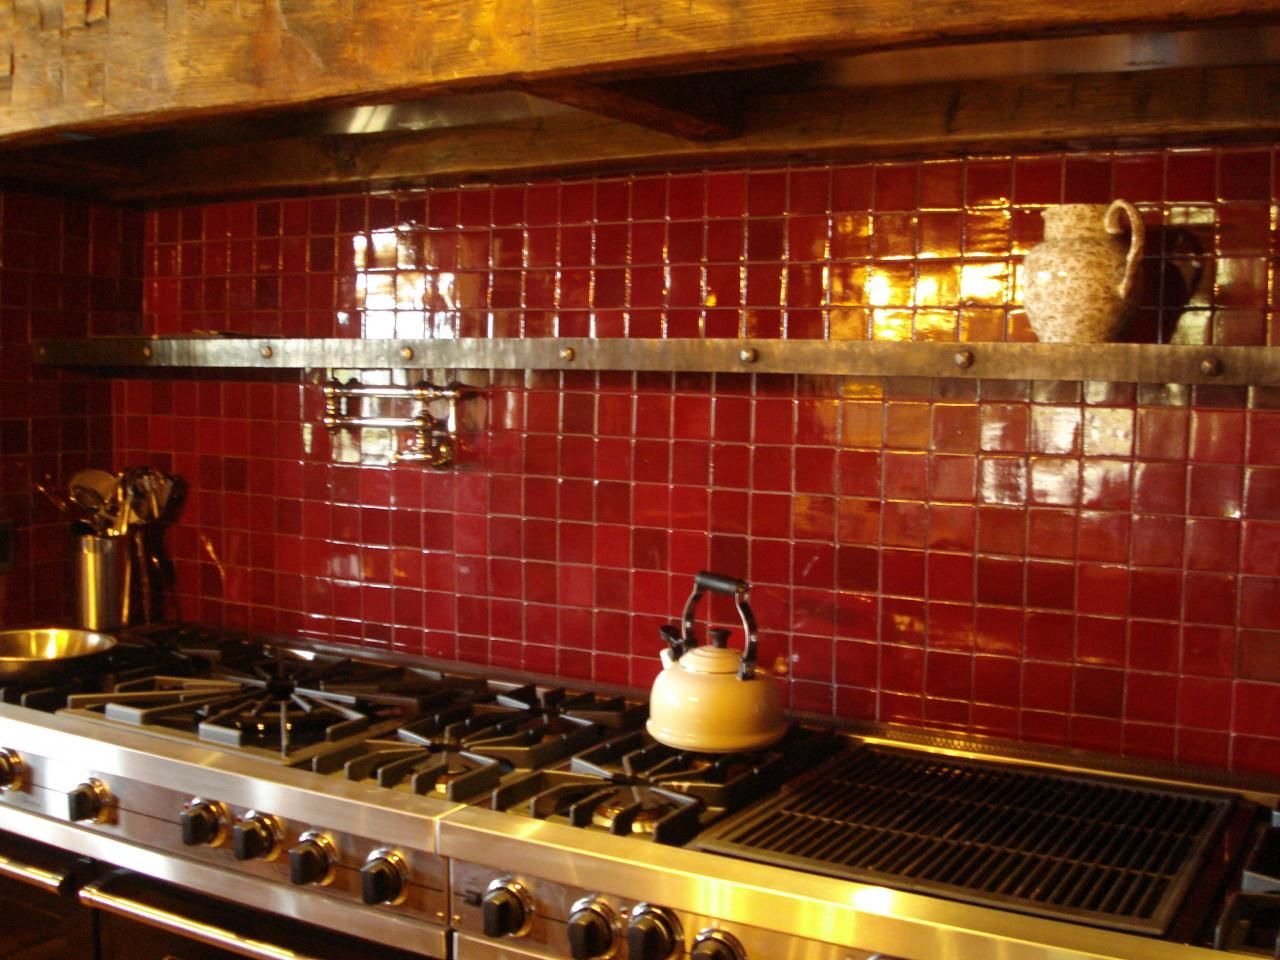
647 571 787 753
0 627 117 682
34 478 72 515
69 468 119 534
68 469 117 506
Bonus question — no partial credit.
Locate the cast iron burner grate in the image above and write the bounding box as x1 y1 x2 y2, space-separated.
695 745 1234 936
492 727 847 845
311 708 605 800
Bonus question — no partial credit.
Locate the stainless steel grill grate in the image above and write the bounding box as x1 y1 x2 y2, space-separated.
696 746 1233 935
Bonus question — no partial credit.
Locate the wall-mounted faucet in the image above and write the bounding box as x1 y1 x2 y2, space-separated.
321 379 468 467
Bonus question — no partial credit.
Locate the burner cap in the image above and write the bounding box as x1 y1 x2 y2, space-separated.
591 791 671 834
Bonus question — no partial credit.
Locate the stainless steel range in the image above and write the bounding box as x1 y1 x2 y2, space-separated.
0 624 1278 960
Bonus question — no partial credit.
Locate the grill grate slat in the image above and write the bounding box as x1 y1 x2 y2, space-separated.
695 746 1233 936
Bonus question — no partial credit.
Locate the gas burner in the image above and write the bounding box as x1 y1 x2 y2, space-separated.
492 770 707 845
311 705 607 800
196 687 389 752
468 683 648 733
590 787 700 835
489 726 849 844
572 730 785 809
64 674 399 758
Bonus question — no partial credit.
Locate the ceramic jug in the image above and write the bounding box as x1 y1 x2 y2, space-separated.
1022 200 1144 343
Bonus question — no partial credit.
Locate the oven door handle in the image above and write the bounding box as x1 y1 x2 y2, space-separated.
0 850 65 892
79 881 327 960
0 839 99 896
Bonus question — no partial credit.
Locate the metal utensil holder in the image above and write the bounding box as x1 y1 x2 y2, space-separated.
322 379 467 466
76 533 130 630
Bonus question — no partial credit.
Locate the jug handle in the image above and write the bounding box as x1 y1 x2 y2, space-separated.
1104 199 1144 300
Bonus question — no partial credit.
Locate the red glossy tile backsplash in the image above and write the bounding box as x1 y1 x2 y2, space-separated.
0 195 138 624
4 144 1280 774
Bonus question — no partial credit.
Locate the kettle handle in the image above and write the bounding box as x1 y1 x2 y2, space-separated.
679 571 761 680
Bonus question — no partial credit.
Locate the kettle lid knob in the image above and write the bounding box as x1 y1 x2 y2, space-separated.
708 628 730 649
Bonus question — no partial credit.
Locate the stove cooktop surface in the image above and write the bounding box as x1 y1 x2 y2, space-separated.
4 622 1273 955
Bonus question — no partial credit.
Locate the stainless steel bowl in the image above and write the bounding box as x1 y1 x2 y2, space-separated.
0 628 117 681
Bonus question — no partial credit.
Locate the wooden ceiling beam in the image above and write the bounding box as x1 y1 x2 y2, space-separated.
1 0 1278 147
522 76 746 142
43 63 1276 203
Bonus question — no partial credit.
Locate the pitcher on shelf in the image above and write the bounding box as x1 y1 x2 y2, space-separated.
1022 200 1145 343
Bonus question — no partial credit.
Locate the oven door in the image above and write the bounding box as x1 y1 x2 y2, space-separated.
0 832 96 959
81 870 432 960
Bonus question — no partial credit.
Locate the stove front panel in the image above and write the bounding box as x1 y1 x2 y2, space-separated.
0 704 456 952
450 859 891 960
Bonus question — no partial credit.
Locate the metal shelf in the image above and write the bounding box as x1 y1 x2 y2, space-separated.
32 337 1280 385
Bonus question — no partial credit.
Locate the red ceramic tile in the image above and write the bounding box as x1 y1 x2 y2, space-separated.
1218 149 1271 202
1130 568 1182 621
1076 511 1128 563
1076 615 1124 667
1166 151 1216 202
979 456 1028 506
966 161 1011 208
1132 462 1187 515
1233 681 1280 737
918 161 963 210
831 166 873 211
1130 513 1184 567
1112 155 1163 203
976 404 1024 446
1187 464 1242 518
1012 157 1063 204
1238 631 1280 682
1185 518 1241 570
1242 521 1280 575
1135 407 1189 460
1080 460 1132 511
1245 467 1280 519
1241 576 1280 629
1022 661 1071 712
1063 157 1111 203
1073 665 1124 718
1128 620 1179 672
874 164 917 211
1028 458 1080 507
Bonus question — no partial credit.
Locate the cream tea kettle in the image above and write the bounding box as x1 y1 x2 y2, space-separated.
647 572 787 753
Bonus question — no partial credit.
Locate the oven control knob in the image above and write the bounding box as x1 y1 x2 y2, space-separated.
628 905 681 960
567 898 616 959
288 832 336 886
67 779 112 823
180 800 225 847
692 929 746 960
481 878 532 938
0 749 25 792
231 812 282 861
360 849 409 905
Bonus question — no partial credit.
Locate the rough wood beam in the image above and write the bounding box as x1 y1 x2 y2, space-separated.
524 76 746 141
83 64 1280 203
2 0 1279 146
